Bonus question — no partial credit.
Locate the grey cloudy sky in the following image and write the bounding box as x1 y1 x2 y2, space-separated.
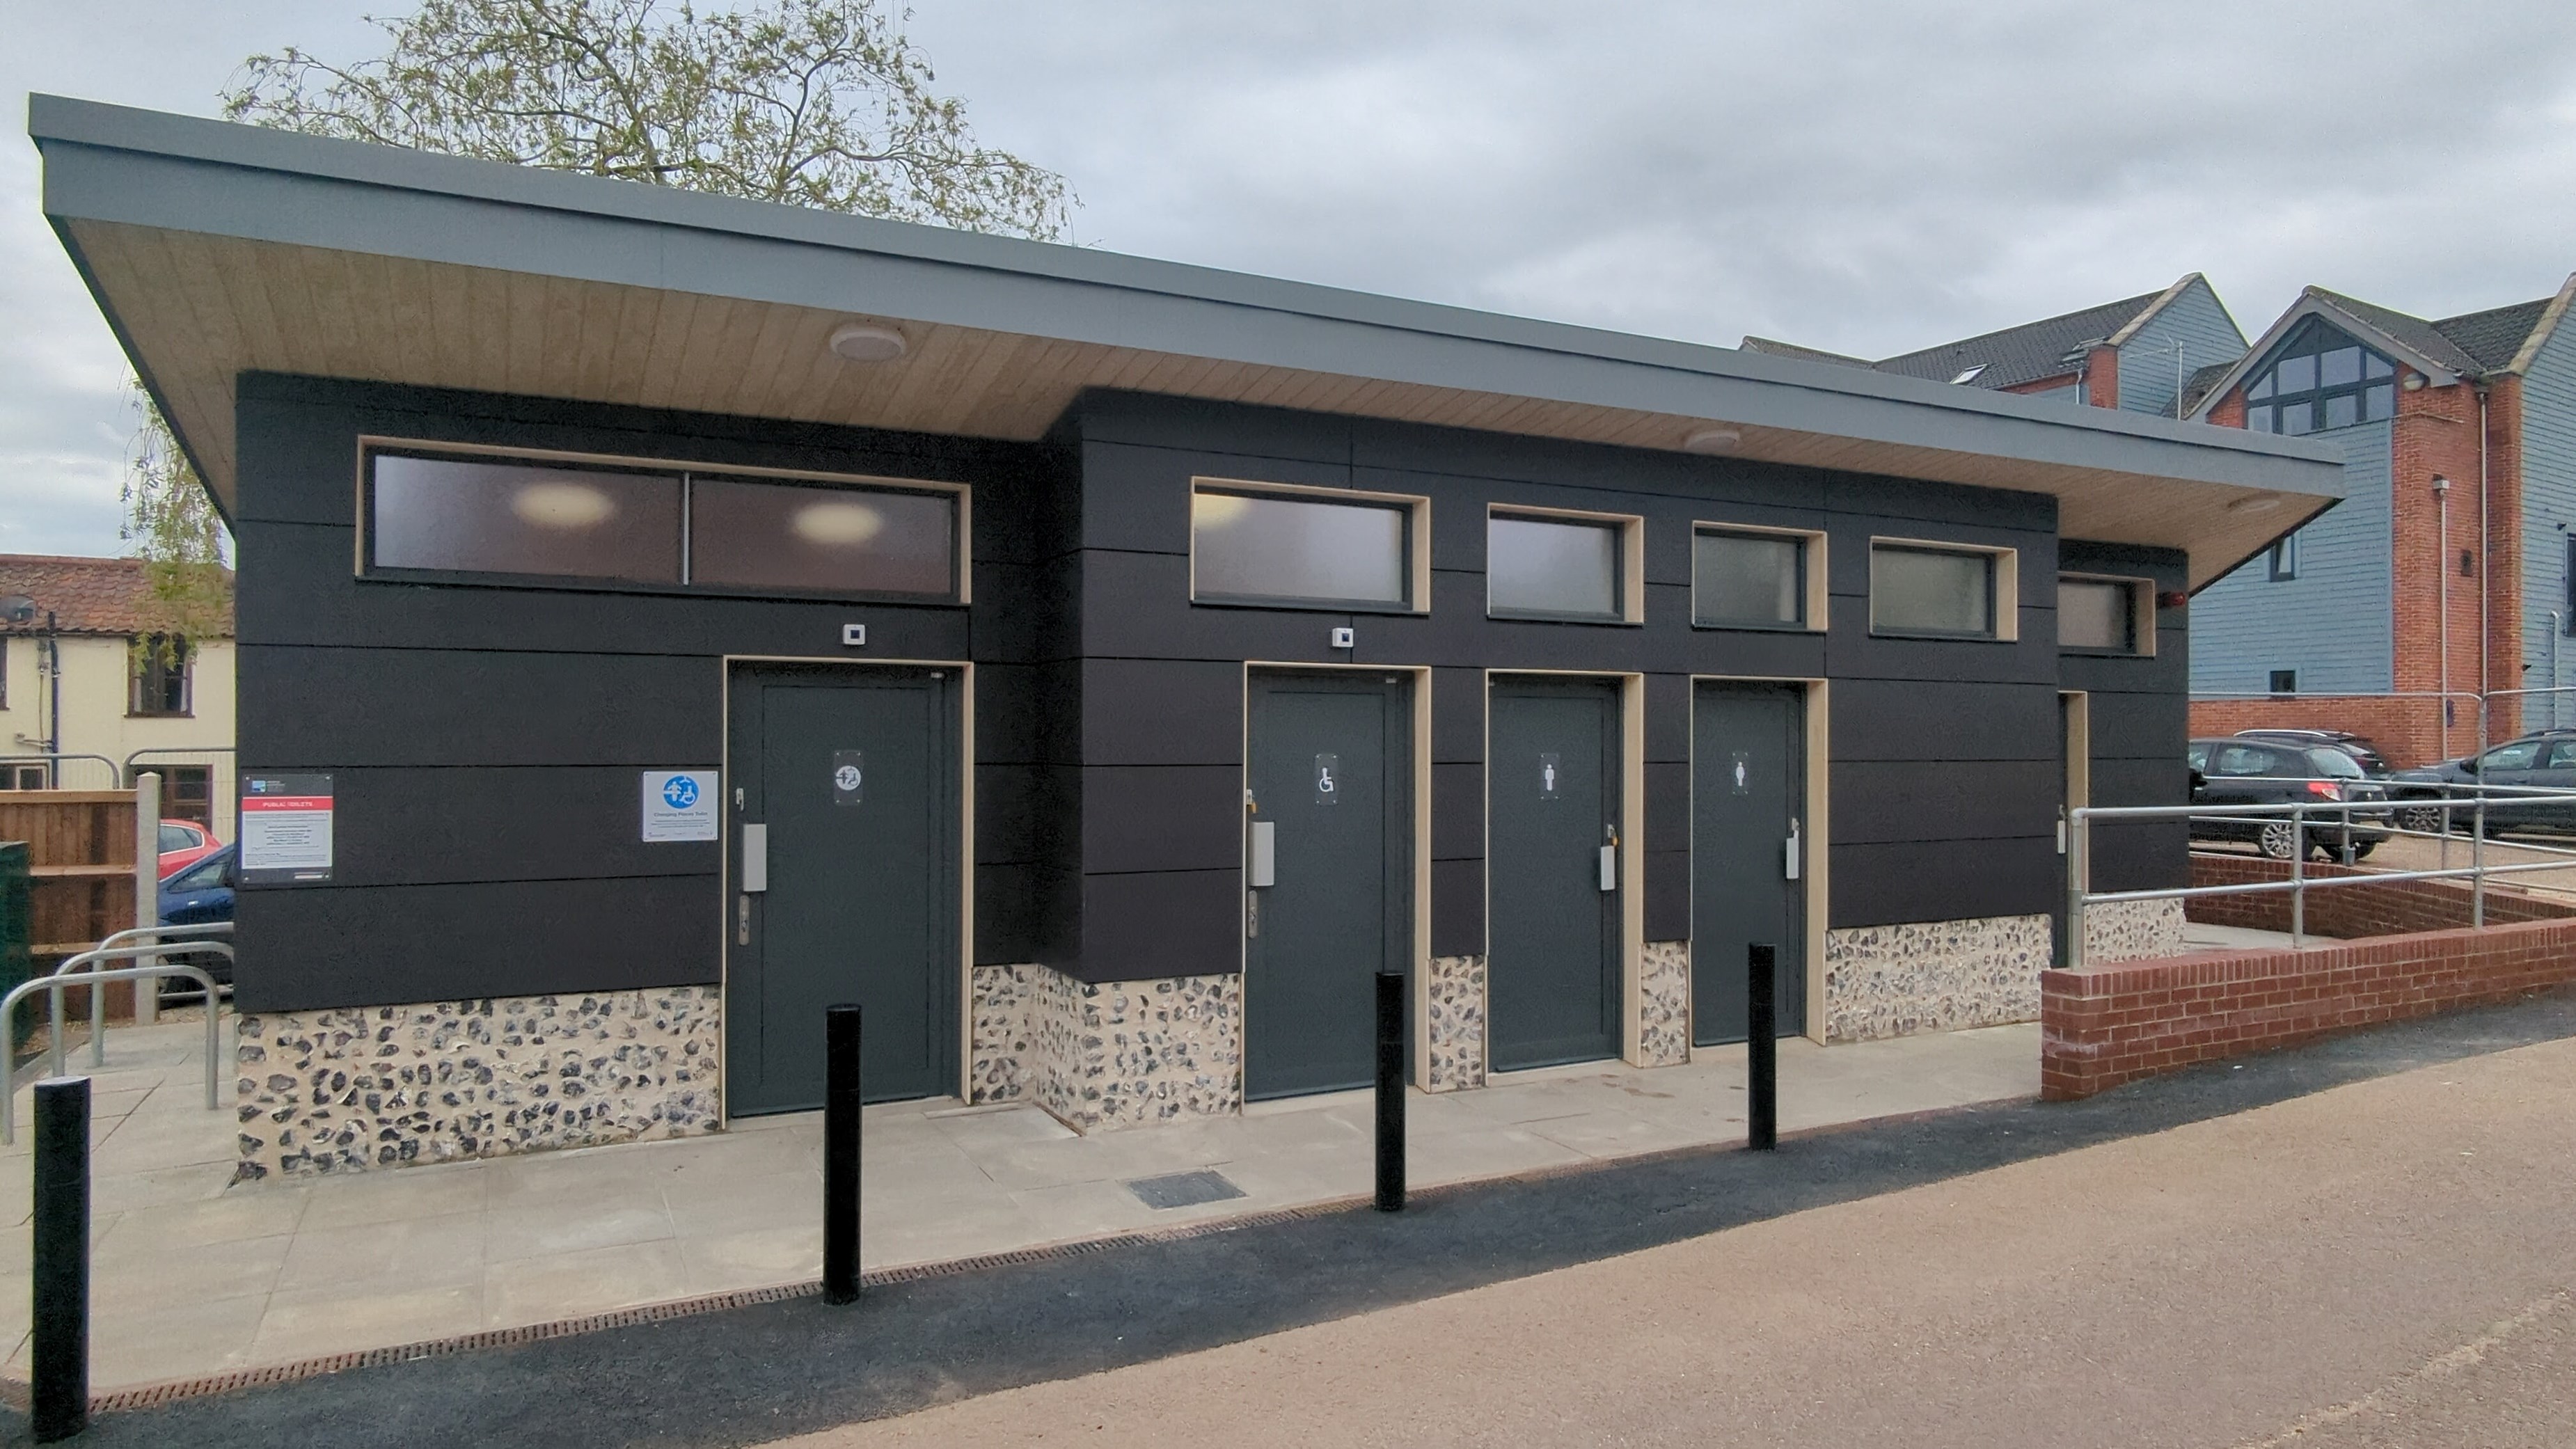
6 0 2575 556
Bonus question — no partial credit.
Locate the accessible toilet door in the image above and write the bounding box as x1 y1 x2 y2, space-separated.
726 663 958 1114
1487 676 1623 1071
1243 671 1413 1100
1692 681 1806 1044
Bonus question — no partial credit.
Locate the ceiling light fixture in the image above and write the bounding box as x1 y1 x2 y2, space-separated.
2225 493 2284 514
828 323 908 363
1682 427 1741 454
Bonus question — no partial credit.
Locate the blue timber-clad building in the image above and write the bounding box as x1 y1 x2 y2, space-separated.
31 95 2341 1176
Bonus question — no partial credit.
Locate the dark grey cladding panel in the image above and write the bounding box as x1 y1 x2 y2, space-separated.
1819 470 2058 535
1431 856 1484 958
1643 761 1689 855
237 373 1040 529
976 763 1072 866
244 644 718 768
975 860 1051 965
2057 539 2190 589
1645 673 1689 763
1082 550 1359 663
2087 756 2190 809
1831 679 2059 763
1643 848 1689 943
1077 439 1352 556
2083 694 2192 763
233 876 718 1013
1823 599 2060 686
1827 837 2056 928
1075 869 1242 982
2057 646 2188 699
2086 818 2190 892
283 766 717 888
238 519 970 662
971 559 1071 665
1432 667 1483 763
1830 760 2060 846
1081 658 1241 766
1432 761 1483 862
1073 391 1354 466
1670 624 1830 684
1081 765 1243 876
974 663 1077 767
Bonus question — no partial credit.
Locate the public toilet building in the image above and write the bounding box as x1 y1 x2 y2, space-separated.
31 96 2344 1175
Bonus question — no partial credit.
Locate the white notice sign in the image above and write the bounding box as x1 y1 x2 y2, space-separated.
241 775 334 883
642 770 720 842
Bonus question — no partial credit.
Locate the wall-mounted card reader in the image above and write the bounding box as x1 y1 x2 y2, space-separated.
1249 821 1277 888
841 624 867 647
741 823 768 892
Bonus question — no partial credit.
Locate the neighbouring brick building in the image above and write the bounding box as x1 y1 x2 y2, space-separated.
2186 275 2576 766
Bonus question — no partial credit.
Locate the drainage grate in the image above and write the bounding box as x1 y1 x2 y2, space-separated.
1125 1169 1247 1210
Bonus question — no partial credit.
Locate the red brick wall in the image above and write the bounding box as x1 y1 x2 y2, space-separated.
2182 853 2576 936
2085 345 2119 409
2187 695 2454 768
2389 373 2522 750
2041 917 2576 1099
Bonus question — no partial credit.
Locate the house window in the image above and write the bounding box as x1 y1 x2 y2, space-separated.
161 765 214 829
2243 319 2396 435
1486 511 1632 621
2057 576 2142 654
1871 541 2014 639
2270 669 2298 695
1190 484 1418 610
1693 526 1815 629
2269 532 2300 581
131 635 192 717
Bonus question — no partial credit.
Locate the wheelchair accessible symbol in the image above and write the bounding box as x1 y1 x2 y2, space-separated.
663 775 700 810
1313 754 1340 805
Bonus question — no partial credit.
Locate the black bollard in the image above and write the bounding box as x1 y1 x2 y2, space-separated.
1747 944 1778 1151
823 1004 862 1305
33 1076 89 1443
1374 969 1405 1212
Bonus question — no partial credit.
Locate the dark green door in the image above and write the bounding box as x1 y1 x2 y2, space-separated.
1693 681 1805 1045
1487 676 1622 1070
1244 671 1413 1100
727 663 958 1114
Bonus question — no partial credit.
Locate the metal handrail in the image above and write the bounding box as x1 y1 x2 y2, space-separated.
47 938 234 1070
0 962 221 1145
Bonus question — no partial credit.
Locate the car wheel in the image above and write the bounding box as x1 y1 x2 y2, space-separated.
2395 802 2445 836
2257 820 2300 860
2350 839 2378 860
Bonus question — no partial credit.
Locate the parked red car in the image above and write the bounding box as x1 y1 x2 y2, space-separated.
157 819 221 878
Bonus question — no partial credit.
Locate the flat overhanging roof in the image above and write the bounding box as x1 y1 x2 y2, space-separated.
30 94 2343 589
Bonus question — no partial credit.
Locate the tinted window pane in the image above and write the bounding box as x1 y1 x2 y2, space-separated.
1192 491 1407 605
689 478 955 596
2320 347 2362 387
2365 383 2394 420
2308 749 2365 779
1488 516 1619 618
2324 393 2358 429
2483 741 2543 770
1693 530 1804 627
371 454 681 581
1872 546 1993 635
2057 578 2131 651
2280 401 2314 435
2249 372 2273 400
2365 352 2394 379
2247 405 2274 432
2214 745 2278 777
2277 354 2316 393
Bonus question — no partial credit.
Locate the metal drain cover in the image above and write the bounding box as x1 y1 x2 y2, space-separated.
1125 1169 1247 1210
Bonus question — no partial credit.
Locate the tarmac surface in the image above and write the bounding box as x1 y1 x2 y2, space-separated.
17 987 2576 1448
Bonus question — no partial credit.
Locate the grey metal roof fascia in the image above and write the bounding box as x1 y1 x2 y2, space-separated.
32 93 2342 501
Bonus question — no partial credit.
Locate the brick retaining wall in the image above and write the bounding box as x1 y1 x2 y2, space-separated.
2183 853 2576 937
2041 917 2576 1100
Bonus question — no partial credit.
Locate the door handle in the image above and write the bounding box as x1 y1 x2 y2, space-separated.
1249 821 1276 888
1598 843 1618 892
1785 819 1802 880
741 823 768 893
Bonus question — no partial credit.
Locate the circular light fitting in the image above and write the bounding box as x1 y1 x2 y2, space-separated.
1682 427 1741 454
512 480 617 530
793 499 887 546
829 323 908 363
2225 492 2284 515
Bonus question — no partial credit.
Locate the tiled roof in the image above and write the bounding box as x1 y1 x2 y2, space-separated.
2181 361 2236 416
0 555 235 638
2432 298 2553 372
2305 287 2482 377
1738 336 1872 367
1870 289 2166 391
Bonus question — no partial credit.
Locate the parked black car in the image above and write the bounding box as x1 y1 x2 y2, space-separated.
2231 728 2392 777
2389 733 2576 835
2187 738 2391 860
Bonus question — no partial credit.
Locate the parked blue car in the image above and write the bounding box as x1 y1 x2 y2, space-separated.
155 842 235 996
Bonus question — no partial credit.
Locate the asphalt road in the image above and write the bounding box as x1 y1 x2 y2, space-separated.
22 988 2576 1448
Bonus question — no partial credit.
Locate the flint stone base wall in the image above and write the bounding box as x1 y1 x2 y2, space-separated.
235 987 720 1180
970 963 1242 1132
2085 898 2188 963
1425 953 1487 1092
1637 941 1691 1067
1823 914 2054 1043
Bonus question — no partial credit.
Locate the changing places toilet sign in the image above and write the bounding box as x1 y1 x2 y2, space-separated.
641 770 720 841
241 775 334 884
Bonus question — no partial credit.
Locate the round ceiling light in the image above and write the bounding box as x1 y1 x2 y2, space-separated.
829 323 908 363
793 500 887 546
512 480 617 530
2225 492 2284 514
1682 427 1742 454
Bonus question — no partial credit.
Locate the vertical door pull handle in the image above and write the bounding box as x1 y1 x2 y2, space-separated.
741 823 768 893
1785 819 1802 880
1249 821 1277 888
1598 843 1618 892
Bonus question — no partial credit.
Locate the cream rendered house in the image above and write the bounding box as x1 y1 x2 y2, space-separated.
0 555 236 837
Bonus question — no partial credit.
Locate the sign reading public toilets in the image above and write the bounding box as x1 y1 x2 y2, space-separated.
641 770 720 842
240 775 334 884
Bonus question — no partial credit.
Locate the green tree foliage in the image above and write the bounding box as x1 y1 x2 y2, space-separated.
120 381 232 665
220 0 1073 239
